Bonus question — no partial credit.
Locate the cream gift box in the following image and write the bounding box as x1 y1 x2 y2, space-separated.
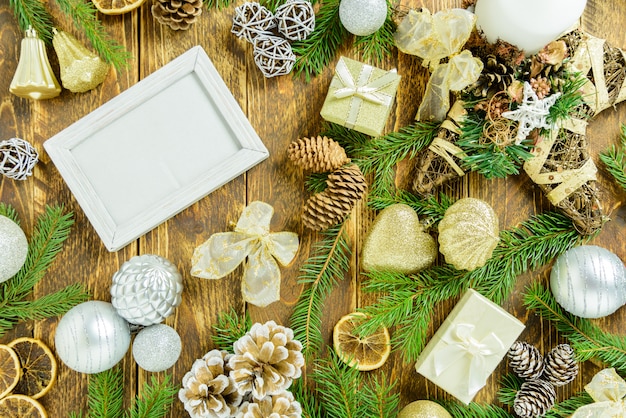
414 288 525 404
320 56 400 137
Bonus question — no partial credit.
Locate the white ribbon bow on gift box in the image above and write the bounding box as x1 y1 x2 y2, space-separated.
433 323 504 397
571 368 626 418
190 201 299 307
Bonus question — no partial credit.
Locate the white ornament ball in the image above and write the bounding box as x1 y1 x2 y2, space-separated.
132 324 182 372
0 215 28 283
339 0 387 36
55 301 131 374
550 245 626 319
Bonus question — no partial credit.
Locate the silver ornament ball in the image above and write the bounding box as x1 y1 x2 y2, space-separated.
0 215 29 283
111 254 183 326
550 245 626 318
55 301 131 374
339 0 387 36
132 324 182 372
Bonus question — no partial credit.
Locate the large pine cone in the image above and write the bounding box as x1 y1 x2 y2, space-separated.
236 391 302 418
229 321 304 400
513 379 557 418
507 341 545 380
179 350 242 418
467 54 516 98
542 344 578 386
152 0 202 30
288 136 349 172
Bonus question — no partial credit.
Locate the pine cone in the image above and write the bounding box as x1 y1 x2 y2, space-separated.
513 379 556 418
302 164 367 231
236 391 302 418
288 136 349 172
179 350 242 418
151 0 202 30
229 321 304 400
507 341 545 380
542 344 579 386
468 55 516 98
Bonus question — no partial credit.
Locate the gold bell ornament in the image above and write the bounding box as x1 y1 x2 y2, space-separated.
9 27 61 100
52 29 110 93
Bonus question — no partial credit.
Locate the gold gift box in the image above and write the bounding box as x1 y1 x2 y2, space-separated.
320 56 400 137
414 288 525 404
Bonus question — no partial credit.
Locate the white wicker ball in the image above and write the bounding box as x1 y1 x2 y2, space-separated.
253 35 296 78
275 0 316 41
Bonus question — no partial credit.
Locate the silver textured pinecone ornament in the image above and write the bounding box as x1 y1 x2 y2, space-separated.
507 341 545 380
542 343 578 386
513 379 557 418
110 254 183 326
236 391 302 418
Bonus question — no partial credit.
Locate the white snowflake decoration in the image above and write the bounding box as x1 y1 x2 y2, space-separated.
502 82 561 144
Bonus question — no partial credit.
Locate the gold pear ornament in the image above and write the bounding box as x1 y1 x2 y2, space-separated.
52 29 110 93
9 27 61 100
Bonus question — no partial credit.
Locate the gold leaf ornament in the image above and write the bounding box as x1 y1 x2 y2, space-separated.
438 198 499 271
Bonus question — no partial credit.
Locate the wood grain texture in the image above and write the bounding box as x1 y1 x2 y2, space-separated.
0 0 625 416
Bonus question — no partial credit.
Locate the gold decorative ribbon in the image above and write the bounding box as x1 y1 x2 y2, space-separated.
429 137 467 176
190 201 299 307
571 368 626 418
433 323 504 397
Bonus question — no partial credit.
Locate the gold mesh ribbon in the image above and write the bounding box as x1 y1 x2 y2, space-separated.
571 368 626 418
190 201 299 307
523 118 596 205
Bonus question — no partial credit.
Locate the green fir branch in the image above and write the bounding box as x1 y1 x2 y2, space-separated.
306 172 331 194
361 372 400 418
127 374 178 418
289 223 352 359
211 308 252 351
86 367 125 418
366 190 453 227
292 379 325 418
353 4 396 64
600 124 626 191
524 282 626 373
5 283 90 321
438 401 514 418
54 0 132 71
9 0 55 43
497 373 522 406
203 0 234 10
0 203 20 223
547 72 588 124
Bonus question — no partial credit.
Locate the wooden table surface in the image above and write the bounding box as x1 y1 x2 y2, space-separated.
1 0 625 416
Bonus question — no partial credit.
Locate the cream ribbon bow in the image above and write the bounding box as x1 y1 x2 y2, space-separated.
571 368 626 418
190 201 299 307
433 323 504 397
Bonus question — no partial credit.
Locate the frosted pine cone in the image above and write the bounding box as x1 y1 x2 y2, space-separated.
287 136 349 172
229 321 304 399
507 341 545 380
179 350 243 418
542 344 578 386
513 379 556 418
151 0 203 30
236 392 302 418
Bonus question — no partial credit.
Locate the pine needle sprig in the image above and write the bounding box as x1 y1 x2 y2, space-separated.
128 374 178 418
203 0 235 10
9 0 55 43
497 373 523 406
54 0 132 71
86 367 125 418
290 222 352 359
6 283 90 321
353 5 396 64
292 380 325 418
546 71 587 124
306 172 331 194
438 401 514 418
291 0 348 81
366 190 453 227
523 282 626 373
211 308 252 350
361 372 400 418
600 123 626 191
0 203 19 224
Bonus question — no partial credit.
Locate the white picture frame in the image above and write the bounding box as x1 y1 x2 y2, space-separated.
44 46 269 252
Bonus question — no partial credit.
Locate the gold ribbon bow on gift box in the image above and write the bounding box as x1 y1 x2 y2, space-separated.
190 201 299 307
433 323 504 396
394 8 483 122
572 368 626 418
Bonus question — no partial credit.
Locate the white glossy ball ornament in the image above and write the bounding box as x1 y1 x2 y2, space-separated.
550 245 626 319
132 324 182 372
339 0 387 36
55 301 131 374
0 215 29 283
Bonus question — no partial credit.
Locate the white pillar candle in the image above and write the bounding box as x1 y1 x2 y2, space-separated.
474 0 587 55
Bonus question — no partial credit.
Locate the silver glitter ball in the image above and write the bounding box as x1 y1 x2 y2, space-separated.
0 215 28 283
55 301 131 374
132 324 182 372
111 254 183 326
338 0 387 36
550 245 626 318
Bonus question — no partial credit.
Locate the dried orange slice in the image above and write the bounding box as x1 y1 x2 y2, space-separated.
91 0 146 15
0 394 48 418
333 312 391 371
0 344 21 398
7 338 57 400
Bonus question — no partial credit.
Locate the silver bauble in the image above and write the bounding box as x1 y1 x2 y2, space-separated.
110 254 183 326
550 245 626 318
55 301 131 374
132 324 182 372
0 215 29 283
338 0 387 36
